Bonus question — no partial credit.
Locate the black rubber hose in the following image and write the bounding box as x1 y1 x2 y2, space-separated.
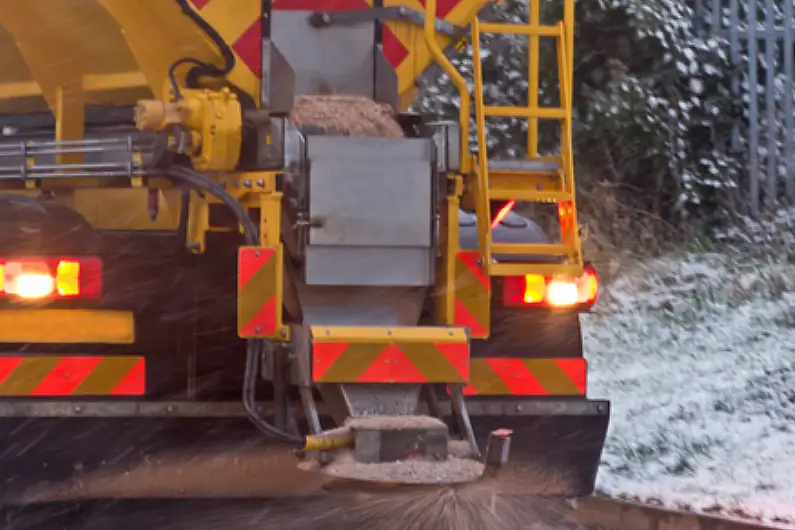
174 0 236 77
170 0 237 99
167 58 207 101
164 165 304 447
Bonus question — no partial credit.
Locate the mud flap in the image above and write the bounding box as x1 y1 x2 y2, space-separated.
447 398 610 497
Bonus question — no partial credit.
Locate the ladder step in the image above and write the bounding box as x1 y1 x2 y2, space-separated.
487 262 584 278
488 159 560 172
484 106 567 120
489 190 572 202
491 243 569 256
478 22 561 37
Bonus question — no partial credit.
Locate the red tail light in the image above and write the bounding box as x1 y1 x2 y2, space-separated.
0 257 102 300
502 265 599 310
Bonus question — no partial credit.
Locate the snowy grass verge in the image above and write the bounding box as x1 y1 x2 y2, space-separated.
583 251 795 523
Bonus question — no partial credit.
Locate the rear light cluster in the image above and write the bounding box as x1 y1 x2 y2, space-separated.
502 264 599 310
0 257 102 300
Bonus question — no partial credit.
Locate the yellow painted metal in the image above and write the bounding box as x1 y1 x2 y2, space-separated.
135 87 242 172
187 190 210 253
311 326 468 344
0 1 89 162
69 189 182 230
422 0 472 173
527 0 540 158
234 171 289 342
478 22 560 37
488 262 583 278
386 0 489 111
0 0 228 112
0 310 135 344
304 430 354 452
257 176 282 248
468 4 583 278
0 0 158 114
0 72 147 103
0 0 488 113
435 176 463 328
471 16 492 281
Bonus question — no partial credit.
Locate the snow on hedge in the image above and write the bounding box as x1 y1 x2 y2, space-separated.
584 252 795 521
414 0 744 218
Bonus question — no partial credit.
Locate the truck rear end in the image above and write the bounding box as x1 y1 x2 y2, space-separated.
0 0 609 505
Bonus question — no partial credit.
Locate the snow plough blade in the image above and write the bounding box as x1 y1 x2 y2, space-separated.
0 396 608 505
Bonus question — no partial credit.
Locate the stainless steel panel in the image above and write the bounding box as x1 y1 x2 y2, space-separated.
306 137 434 249
424 121 460 172
261 41 295 114
305 246 433 286
307 159 432 247
272 11 375 96
306 135 432 161
342 384 421 417
374 47 398 111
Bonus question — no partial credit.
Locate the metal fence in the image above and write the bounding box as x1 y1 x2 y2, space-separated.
693 0 795 217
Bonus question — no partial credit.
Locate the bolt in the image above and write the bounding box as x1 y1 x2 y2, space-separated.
255 251 261 257
167 405 175 413
74 405 82 414
256 178 266 187
243 180 252 188
255 326 261 334
596 404 606 413
325 330 330 335
515 404 523 412
386 329 392 336
280 328 288 338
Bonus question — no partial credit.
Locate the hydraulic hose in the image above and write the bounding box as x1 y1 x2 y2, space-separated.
170 0 237 100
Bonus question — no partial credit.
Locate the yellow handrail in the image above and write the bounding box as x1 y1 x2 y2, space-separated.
423 0 471 173
471 15 492 271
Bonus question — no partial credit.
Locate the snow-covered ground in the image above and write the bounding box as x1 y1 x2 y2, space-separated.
583 251 795 522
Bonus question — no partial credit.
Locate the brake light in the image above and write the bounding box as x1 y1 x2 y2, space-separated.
502 265 599 309
0 257 102 300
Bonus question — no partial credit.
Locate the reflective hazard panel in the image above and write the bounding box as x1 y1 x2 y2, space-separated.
463 358 587 396
311 326 470 383
237 246 285 339
453 251 490 339
0 356 145 396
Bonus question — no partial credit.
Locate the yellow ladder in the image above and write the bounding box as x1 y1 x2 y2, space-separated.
471 0 583 278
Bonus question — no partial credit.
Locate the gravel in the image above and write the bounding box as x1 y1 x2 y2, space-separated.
315 450 484 485
289 95 404 138
250 485 580 530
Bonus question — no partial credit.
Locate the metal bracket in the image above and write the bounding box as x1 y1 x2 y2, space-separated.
448 383 481 459
0 136 150 181
308 7 465 38
483 428 512 477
